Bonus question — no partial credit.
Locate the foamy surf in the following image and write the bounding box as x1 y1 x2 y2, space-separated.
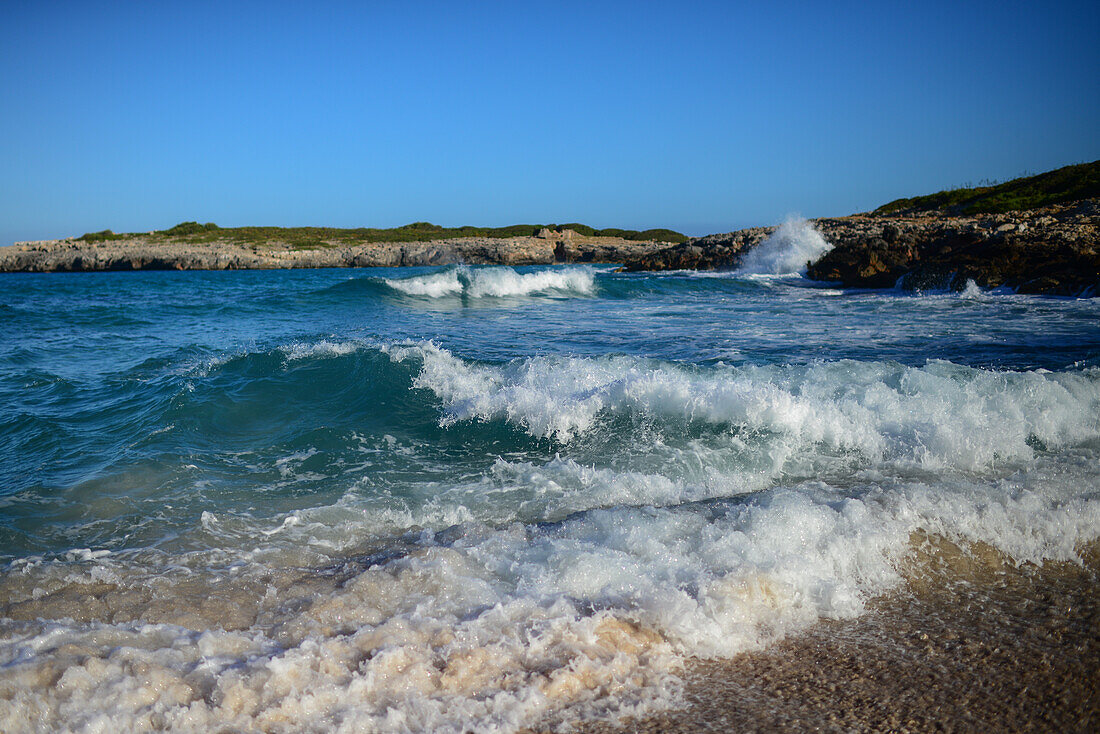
386 343 1100 470
383 265 597 298
4 344 1100 731
2 470 1098 733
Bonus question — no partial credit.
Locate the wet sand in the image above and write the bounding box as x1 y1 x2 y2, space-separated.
564 540 1100 733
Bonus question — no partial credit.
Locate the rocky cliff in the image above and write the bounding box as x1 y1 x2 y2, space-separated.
621 200 1099 296
807 200 1099 295
0 229 669 273
619 227 776 271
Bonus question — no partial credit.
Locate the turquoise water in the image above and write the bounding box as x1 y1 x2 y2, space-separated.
2 263 1099 731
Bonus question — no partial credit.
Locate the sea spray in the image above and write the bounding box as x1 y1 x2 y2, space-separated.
737 216 832 275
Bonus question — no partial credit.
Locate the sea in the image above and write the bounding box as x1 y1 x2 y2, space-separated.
1 224 1099 732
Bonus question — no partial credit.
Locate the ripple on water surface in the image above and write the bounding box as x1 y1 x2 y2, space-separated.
0 266 1098 732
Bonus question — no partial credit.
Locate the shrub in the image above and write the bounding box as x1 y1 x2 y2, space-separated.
79 229 126 242
162 221 219 236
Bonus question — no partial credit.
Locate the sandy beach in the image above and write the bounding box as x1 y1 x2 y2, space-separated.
564 540 1099 733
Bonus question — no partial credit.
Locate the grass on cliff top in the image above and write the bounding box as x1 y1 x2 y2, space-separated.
874 160 1100 216
78 221 688 247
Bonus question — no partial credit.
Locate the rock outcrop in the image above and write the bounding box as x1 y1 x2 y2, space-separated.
620 227 775 271
621 200 1099 296
6 203 1097 296
0 230 672 273
807 200 1099 295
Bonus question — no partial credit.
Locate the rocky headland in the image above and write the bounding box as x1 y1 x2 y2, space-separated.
622 161 1100 296
622 199 1100 296
0 228 669 273
808 199 1099 295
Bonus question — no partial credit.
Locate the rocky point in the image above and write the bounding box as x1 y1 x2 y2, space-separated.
621 199 1099 296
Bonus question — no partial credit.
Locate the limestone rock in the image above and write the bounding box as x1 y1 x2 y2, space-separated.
622 200 1098 296
807 200 1099 296
0 230 674 274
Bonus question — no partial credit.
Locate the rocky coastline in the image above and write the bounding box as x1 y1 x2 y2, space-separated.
0 228 668 274
808 200 1099 295
622 199 1100 296
3 201 1097 297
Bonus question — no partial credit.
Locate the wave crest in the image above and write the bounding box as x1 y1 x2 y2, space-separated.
383 265 596 298
387 343 1100 472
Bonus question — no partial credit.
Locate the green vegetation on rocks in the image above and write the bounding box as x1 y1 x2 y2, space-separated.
163 221 220 236
875 160 1100 215
78 229 130 243
78 221 687 247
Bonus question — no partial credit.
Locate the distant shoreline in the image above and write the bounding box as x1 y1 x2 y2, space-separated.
3 202 1096 297
4 161 1097 295
0 229 674 273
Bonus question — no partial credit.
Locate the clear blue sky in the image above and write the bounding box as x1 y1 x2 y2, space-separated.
2 0 1098 244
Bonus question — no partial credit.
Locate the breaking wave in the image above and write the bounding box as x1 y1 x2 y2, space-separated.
386 342 1100 472
3 469 1098 732
383 265 596 298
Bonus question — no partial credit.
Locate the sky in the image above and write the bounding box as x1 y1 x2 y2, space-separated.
1 0 1098 244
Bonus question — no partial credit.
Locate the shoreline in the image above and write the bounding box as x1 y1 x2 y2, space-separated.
0 230 670 273
560 541 1100 733
3 200 1096 297
622 199 1099 297
3 162 1097 294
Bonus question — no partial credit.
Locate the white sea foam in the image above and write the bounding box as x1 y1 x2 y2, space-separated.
2 467 1098 733
383 266 596 298
386 343 1100 471
737 216 832 275
62 548 112 562
281 340 366 360
384 269 465 297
